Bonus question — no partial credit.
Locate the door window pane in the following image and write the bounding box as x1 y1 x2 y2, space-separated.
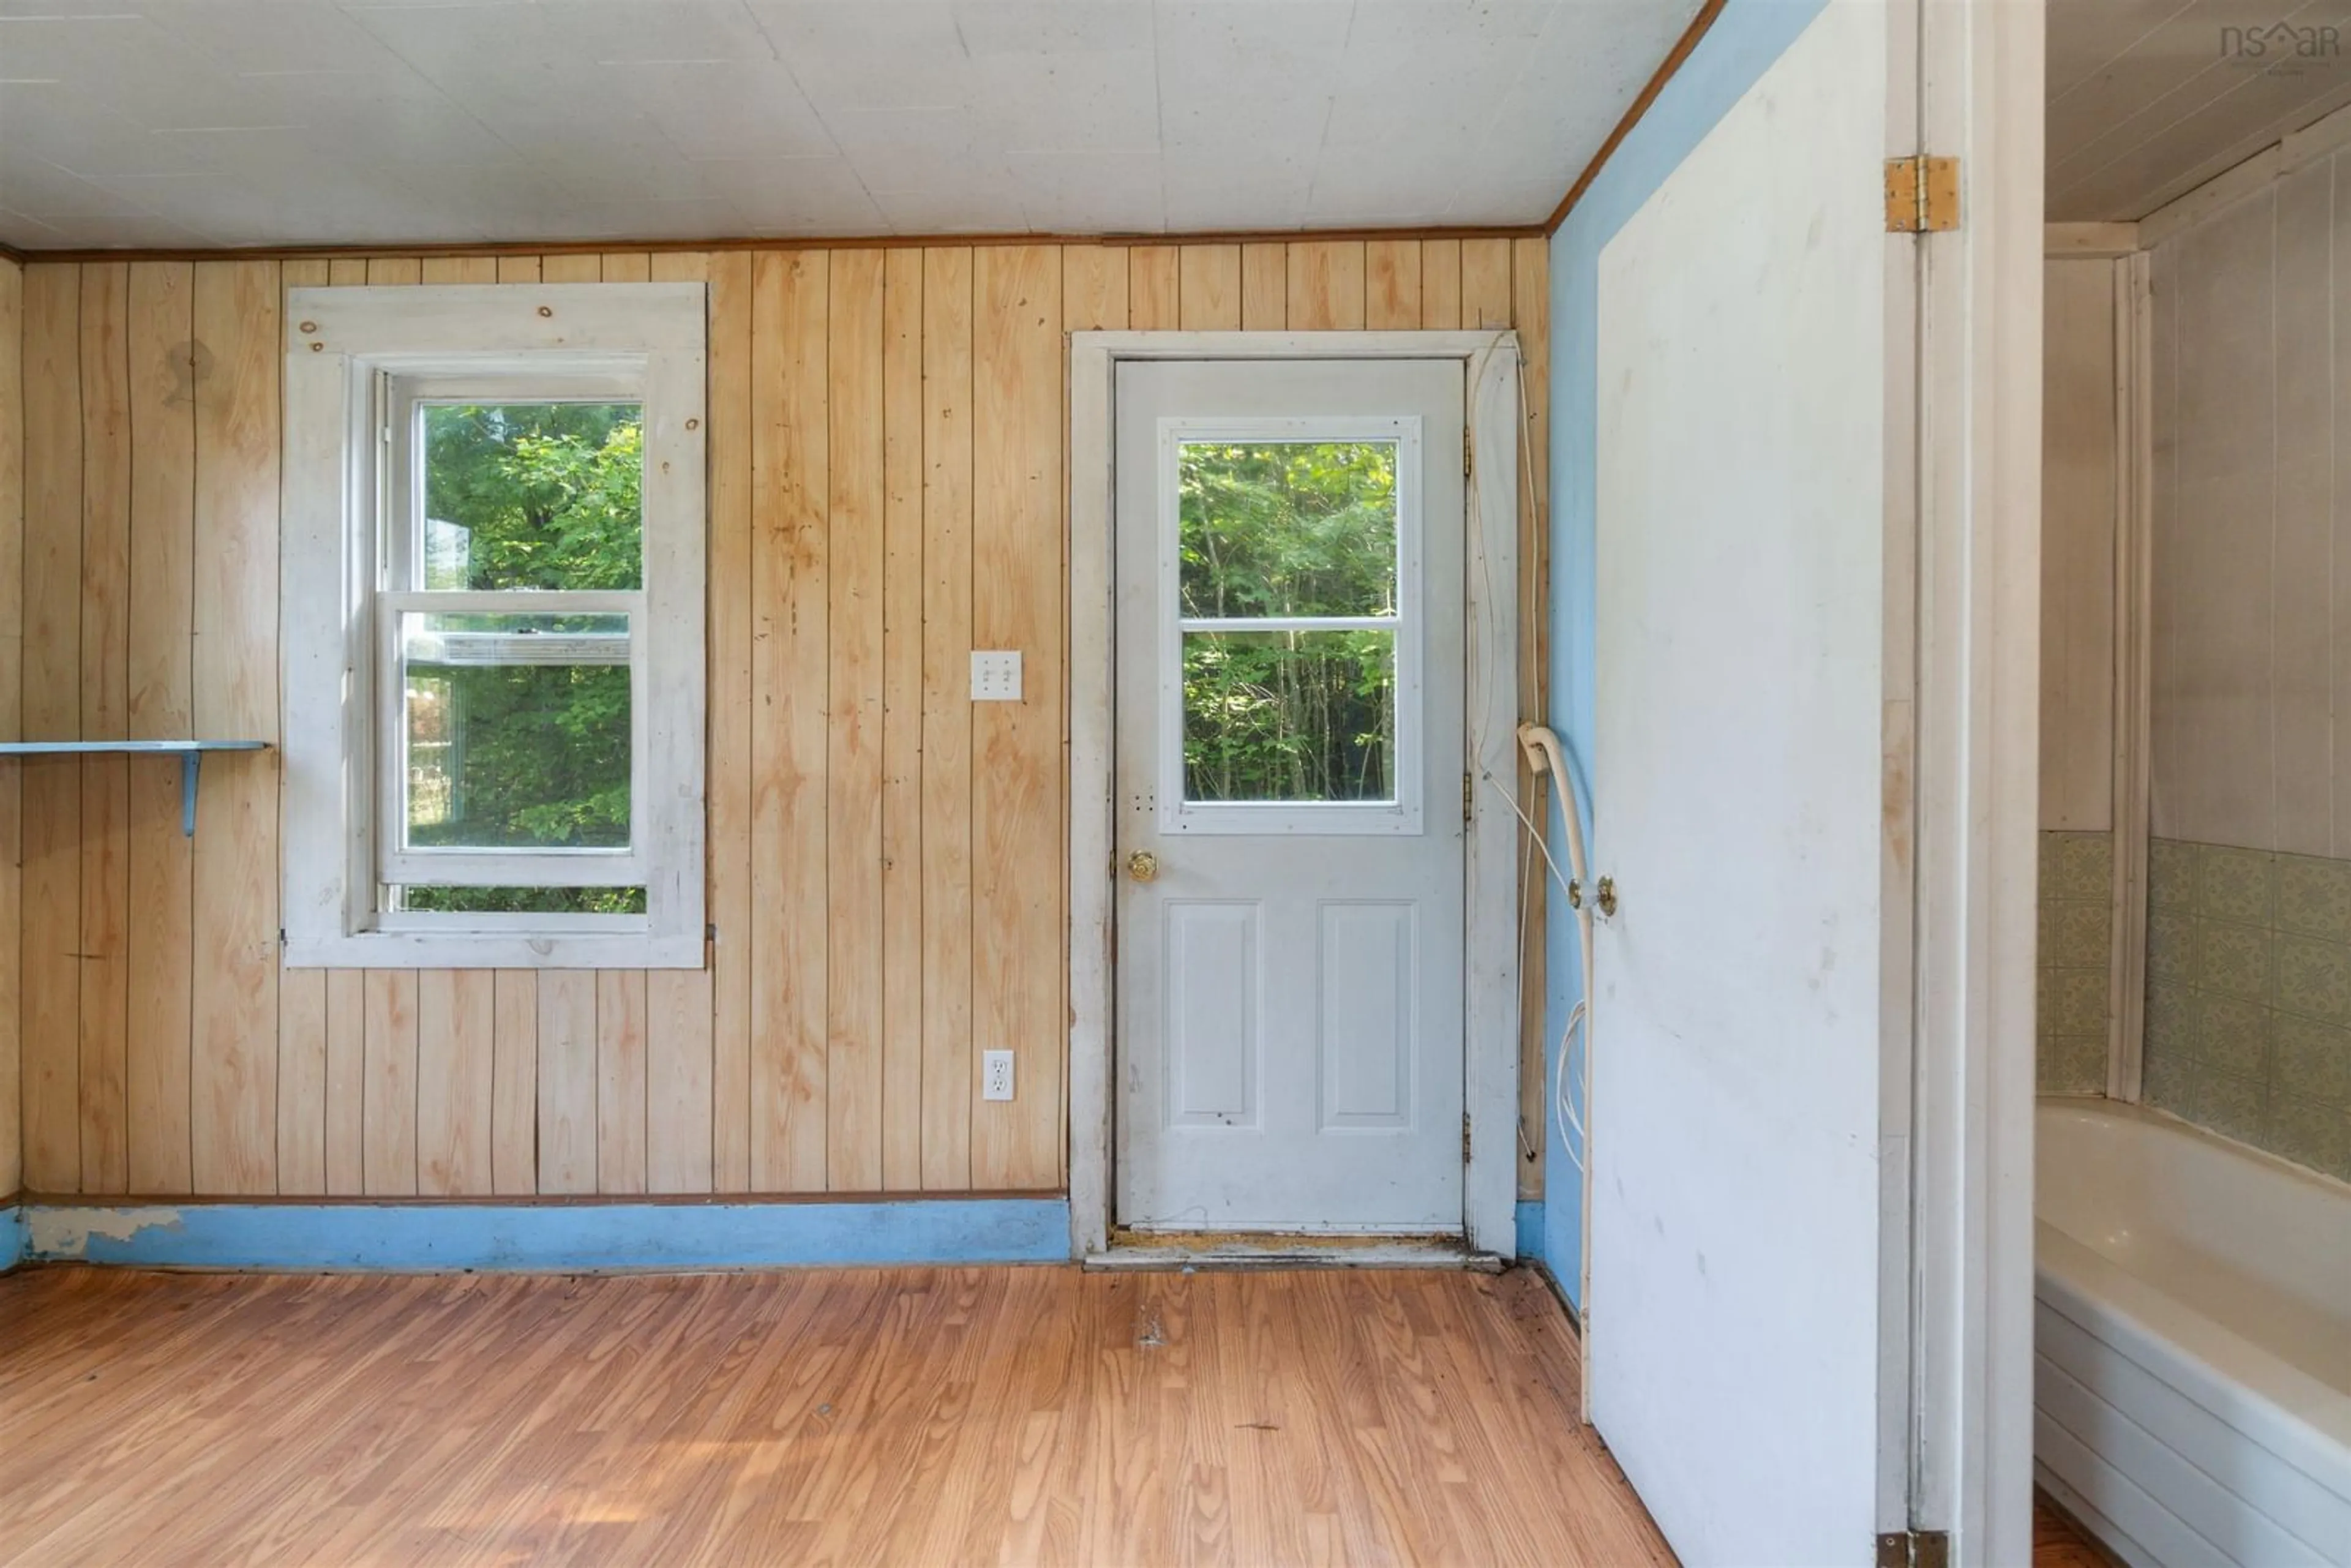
1178 441 1398 618
1182 630 1396 803
398 610 632 852
421 402 643 590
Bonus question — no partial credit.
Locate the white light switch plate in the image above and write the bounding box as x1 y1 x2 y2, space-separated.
970 650 1022 702
982 1050 1015 1101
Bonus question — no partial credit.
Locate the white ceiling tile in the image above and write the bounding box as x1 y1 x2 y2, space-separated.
741 1 972 110
0 151 157 217
953 1 1155 56
869 181 1033 233
1004 148 1164 231
827 106 999 192
529 0 778 63
969 48 1160 152
615 61 838 160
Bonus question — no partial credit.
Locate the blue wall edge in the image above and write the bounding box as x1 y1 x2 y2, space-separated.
15 1198 1071 1272
1542 0 1832 1301
1515 1199 1544 1262
1 1204 23 1272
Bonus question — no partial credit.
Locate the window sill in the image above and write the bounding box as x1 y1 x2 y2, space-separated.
283 929 705 970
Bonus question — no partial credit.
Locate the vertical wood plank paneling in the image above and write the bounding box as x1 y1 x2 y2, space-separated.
0 258 20 1199
648 249 715 1195
645 969 711 1192
491 970 538 1195
328 259 368 288
276 960 326 1194
879 247 927 1191
920 247 974 1191
1461 239 1512 331
1286 241 1366 331
1061 246 1127 335
366 257 421 287
1178 245 1240 331
536 970 597 1194
540 254 600 285
1510 236 1550 1199
1130 246 1180 331
189 259 280 1195
22 264 84 1193
751 249 830 1191
495 256 540 285
827 249 887 1193
126 260 200 1195
78 262 132 1193
970 244 1062 1189
323 969 364 1195
421 256 496 286
360 970 418 1197
706 250 754 1192
1421 239 1462 331
279 270 331 1194
596 969 647 1194
1365 240 1422 331
417 969 493 1195
601 253 652 285
1240 243 1287 330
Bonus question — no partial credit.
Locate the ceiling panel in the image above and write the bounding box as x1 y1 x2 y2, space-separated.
2049 0 2351 219
0 0 1701 250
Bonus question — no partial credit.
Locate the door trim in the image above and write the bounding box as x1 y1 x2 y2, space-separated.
1067 331 1523 1261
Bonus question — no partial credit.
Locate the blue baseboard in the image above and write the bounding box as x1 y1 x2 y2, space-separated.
1 1204 23 1272
17 1197 1071 1272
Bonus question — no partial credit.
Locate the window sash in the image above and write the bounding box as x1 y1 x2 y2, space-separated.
375 588 648 890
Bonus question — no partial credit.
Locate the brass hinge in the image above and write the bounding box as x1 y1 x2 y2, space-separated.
1875 1530 1951 1568
1463 771 1473 825
1462 426 1472 479
1884 156 1960 233
1462 1112 1472 1163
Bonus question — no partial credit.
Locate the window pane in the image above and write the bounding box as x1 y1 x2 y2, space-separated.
1183 630 1395 804
399 611 631 852
1179 441 1398 619
421 402 643 590
393 886 647 916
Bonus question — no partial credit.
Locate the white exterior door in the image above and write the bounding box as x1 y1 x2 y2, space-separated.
1113 359 1467 1233
1588 2 1913 1564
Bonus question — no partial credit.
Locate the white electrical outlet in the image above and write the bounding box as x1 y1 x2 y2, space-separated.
982 1049 1015 1101
970 650 1022 702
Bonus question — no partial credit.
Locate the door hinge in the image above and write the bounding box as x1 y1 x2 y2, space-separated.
1463 426 1473 479
1463 771 1474 825
1463 1112 1472 1163
1875 1530 1951 1568
1884 155 1960 233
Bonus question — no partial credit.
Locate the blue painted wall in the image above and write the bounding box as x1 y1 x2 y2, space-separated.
1540 0 1832 1299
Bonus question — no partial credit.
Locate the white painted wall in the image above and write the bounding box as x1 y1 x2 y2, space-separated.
2148 155 2350 857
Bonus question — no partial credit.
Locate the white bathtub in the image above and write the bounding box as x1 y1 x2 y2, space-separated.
2037 1099 2351 1567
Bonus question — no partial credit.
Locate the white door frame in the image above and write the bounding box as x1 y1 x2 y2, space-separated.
1068 331 1523 1261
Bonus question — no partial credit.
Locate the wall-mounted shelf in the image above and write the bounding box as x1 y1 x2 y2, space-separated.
0 741 270 836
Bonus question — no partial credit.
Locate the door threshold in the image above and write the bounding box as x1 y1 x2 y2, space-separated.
1086 1231 1502 1273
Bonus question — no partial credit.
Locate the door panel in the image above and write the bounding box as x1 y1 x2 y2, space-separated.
1115 359 1466 1233
1589 2 1901 1563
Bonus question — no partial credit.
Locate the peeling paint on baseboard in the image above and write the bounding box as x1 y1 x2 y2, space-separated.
12 1199 1070 1271
28 1206 186 1255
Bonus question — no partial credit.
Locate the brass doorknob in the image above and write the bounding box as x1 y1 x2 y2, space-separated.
1126 851 1158 883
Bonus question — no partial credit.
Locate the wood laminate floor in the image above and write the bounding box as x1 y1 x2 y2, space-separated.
0 1264 1673 1567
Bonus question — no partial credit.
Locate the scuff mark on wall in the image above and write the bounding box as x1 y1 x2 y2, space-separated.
27 1206 186 1256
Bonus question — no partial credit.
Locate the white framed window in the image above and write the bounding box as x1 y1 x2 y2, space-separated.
1155 415 1425 836
283 284 706 968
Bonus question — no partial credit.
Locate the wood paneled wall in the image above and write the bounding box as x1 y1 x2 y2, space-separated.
11 236 1550 1201
1 252 20 1200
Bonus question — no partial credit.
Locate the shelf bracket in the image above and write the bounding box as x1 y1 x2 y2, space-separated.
181 752 201 838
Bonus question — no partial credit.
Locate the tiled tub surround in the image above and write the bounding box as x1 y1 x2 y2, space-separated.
2039 832 2115 1095
2145 838 2351 1184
